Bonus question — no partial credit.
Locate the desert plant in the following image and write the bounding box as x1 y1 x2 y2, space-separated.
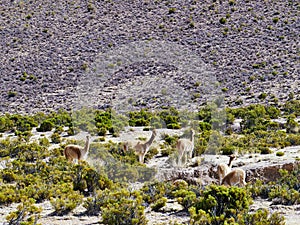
101 189 147 225
219 17 226 24
50 183 83 215
50 132 61 144
8 91 17 98
151 197 167 212
39 137 50 147
276 151 284 156
188 184 284 224
174 189 197 209
6 198 42 225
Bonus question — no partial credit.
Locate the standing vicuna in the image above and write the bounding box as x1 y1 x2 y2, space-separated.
64 135 90 163
134 129 157 164
221 168 246 187
217 154 236 184
176 129 195 166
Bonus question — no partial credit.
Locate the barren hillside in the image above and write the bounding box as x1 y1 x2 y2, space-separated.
1 0 299 114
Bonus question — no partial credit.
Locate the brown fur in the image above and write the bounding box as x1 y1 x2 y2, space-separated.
221 168 246 187
217 154 236 184
176 129 195 166
64 145 82 161
64 135 90 163
134 129 157 163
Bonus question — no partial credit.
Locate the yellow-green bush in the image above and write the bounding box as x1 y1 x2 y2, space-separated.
6 198 42 225
189 184 285 225
151 197 167 212
100 189 147 225
50 183 83 215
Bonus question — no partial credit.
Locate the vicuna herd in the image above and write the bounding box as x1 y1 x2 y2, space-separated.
63 129 246 186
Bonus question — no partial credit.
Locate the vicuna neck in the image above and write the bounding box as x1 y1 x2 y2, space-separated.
190 130 195 144
145 130 156 147
83 136 90 154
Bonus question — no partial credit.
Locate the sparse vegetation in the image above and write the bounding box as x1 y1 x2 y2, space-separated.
0 101 299 223
0 0 299 223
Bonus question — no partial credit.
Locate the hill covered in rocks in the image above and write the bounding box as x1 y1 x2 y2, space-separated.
1 0 299 114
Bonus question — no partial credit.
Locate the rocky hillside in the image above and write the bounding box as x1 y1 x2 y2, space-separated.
1 0 299 114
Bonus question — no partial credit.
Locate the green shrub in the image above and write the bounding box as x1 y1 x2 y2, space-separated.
199 122 211 131
144 147 159 163
192 185 251 218
151 197 167 212
162 134 178 146
258 93 267 100
220 145 235 155
11 142 49 162
101 189 147 225
245 209 285 225
246 179 270 199
258 146 272 154
161 146 176 157
229 0 236 6
72 164 112 195
174 189 197 209
267 168 300 205
282 100 300 116
0 116 14 132
6 198 42 225
50 132 61 144
141 181 171 204
37 119 54 132
273 17 279 23
168 7 176 14
0 185 19 205
50 183 83 215
8 91 17 98
39 137 50 147
247 167 300 205
98 127 107 136
83 192 103 216
219 17 226 24
167 123 181 129
276 151 284 156
0 169 18 183
188 184 284 224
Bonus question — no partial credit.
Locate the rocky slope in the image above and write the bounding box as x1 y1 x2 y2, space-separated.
1 0 299 114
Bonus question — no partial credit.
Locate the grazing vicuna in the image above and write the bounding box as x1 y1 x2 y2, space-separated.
176 129 195 166
64 135 90 163
221 168 246 187
217 154 236 184
133 129 157 164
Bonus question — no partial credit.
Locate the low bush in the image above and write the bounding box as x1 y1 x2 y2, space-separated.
6 198 42 225
247 167 300 205
151 197 167 212
276 151 284 156
50 183 83 216
50 132 61 144
174 189 197 209
37 119 54 132
101 189 147 225
189 184 284 225
258 146 272 154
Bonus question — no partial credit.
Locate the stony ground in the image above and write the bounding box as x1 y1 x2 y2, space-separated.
1 0 299 114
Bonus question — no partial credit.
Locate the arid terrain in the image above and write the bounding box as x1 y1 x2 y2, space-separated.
1 0 299 114
0 127 299 224
0 0 299 224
